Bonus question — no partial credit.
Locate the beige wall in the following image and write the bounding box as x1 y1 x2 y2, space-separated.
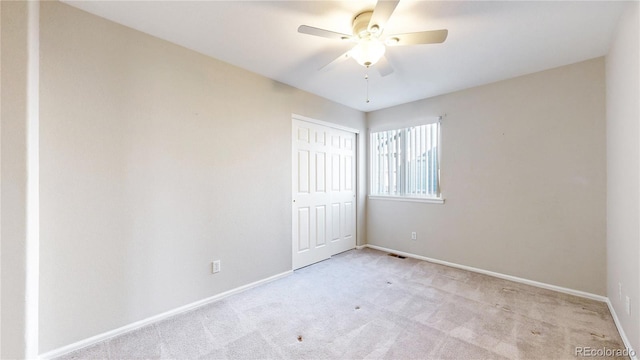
367 58 606 295
39 2 365 353
606 1 639 352
1 1 29 358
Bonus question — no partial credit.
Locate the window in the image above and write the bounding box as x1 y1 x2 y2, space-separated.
370 122 441 200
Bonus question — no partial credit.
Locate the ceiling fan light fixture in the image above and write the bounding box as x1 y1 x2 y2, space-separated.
350 38 386 67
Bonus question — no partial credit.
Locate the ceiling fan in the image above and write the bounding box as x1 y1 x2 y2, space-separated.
297 0 448 76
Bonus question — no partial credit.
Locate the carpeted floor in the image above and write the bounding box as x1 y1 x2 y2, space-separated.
58 247 626 359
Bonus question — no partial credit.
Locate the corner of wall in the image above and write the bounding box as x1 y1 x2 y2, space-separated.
606 0 640 354
1 1 30 358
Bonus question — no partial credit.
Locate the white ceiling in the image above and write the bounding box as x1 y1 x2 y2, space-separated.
62 0 628 112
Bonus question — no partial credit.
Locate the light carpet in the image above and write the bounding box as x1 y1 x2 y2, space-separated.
58 247 626 359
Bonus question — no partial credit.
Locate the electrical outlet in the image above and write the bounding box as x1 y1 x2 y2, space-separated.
626 296 630 315
212 260 221 274
411 232 417 241
619 283 623 300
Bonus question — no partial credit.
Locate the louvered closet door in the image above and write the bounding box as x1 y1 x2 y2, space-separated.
292 118 356 270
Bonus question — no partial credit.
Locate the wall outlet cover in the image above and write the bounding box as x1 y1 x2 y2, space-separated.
212 260 221 274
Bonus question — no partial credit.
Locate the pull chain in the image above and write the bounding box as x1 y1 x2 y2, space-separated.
365 67 370 103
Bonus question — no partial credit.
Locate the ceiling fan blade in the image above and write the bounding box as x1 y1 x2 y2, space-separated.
368 0 400 32
319 49 353 72
298 25 352 41
386 29 448 46
375 56 394 77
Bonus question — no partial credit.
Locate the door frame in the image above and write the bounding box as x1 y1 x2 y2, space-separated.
291 114 360 270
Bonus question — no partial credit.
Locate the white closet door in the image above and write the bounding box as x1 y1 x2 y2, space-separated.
292 118 356 270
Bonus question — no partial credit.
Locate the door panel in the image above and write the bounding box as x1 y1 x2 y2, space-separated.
344 202 353 238
315 153 326 192
293 118 356 269
331 203 340 242
332 154 340 191
297 207 310 251
297 150 310 193
315 206 326 247
345 155 353 191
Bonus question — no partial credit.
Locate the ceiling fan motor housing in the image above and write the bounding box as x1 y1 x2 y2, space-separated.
353 11 375 38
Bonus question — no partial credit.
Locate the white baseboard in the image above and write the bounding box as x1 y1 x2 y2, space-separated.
40 246 634 359
364 244 640 357
39 270 293 359
364 244 607 302
606 299 638 360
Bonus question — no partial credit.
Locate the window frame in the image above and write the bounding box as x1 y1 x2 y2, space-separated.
368 121 444 204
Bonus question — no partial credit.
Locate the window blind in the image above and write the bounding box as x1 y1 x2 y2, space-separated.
370 122 440 198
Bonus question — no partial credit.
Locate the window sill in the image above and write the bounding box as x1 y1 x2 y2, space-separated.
368 195 445 204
